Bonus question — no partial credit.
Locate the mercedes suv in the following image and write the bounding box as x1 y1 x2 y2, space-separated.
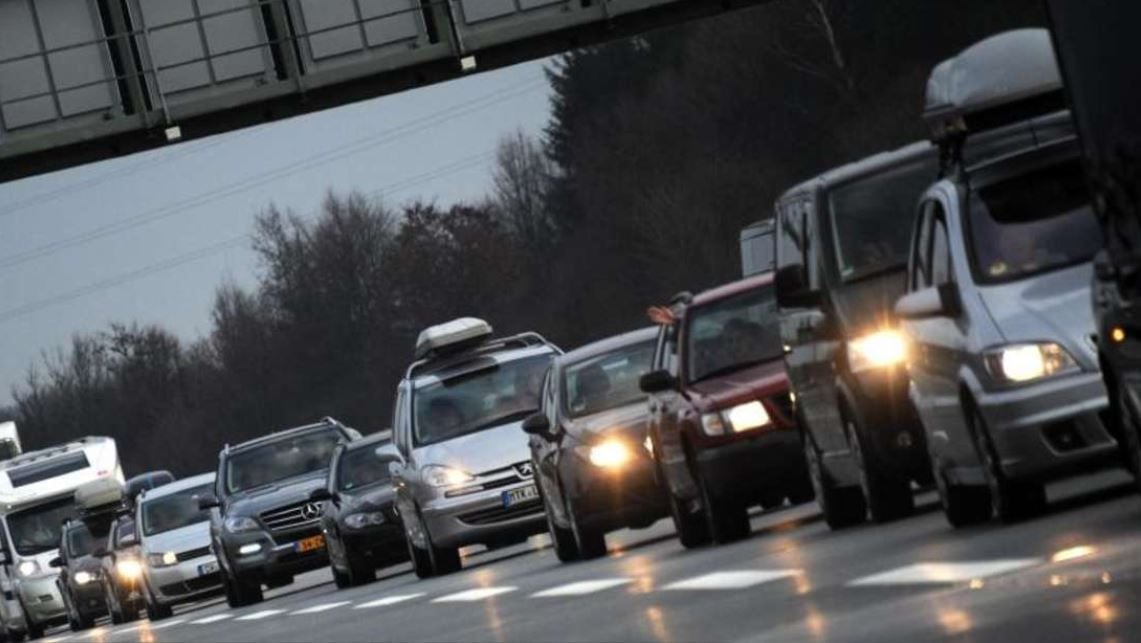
200 418 360 606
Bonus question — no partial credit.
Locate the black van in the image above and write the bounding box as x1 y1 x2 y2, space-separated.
774 142 939 529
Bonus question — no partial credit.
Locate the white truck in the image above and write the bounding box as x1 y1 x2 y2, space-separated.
0 437 123 640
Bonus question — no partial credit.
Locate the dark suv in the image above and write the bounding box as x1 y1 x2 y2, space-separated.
200 418 360 607
640 274 812 546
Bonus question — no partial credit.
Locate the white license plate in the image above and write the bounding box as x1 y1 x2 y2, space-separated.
198 560 219 576
502 484 539 507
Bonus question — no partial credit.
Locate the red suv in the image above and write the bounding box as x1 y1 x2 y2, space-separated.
640 273 812 546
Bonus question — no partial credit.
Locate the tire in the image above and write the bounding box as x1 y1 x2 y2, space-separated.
332 564 353 590
406 508 461 578
968 407 1047 523
333 549 376 589
221 572 262 609
804 431 867 530
845 415 914 523
543 490 579 563
24 618 43 641
935 466 991 528
787 463 816 506
104 580 124 625
699 474 750 543
1115 381 1141 494
6 627 25 643
567 497 607 560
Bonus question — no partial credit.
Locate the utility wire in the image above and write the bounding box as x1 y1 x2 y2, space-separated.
0 77 544 271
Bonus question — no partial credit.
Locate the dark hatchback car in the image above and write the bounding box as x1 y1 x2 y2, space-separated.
200 418 360 607
98 515 144 624
523 327 666 561
312 432 408 588
640 273 812 546
52 520 107 632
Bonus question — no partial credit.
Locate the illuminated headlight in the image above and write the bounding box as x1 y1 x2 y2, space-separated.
985 343 1077 383
583 440 632 469
146 552 178 568
224 516 259 533
847 330 907 372
74 571 96 586
115 558 143 581
344 512 386 529
422 465 474 488
16 560 39 578
701 402 772 436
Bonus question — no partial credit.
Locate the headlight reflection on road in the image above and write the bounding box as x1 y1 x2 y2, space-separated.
1051 545 1096 563
1070 592 1118 626
935 608 973 636
644 606 673 643
618 555 656 595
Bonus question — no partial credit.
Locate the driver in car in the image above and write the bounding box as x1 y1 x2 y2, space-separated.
426 397 465 439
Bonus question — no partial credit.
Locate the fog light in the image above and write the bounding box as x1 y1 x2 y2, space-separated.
239 543 263 556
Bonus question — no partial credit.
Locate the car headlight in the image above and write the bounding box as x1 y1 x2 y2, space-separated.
74 571 96 586
985 343 1078 383
115 558 143 581
344 512 387 529
700 401 772 436
847 329 907 372
224 516 260 533
582 440 632 469
422 465 474 488
16 560 39 578
146 552 179 568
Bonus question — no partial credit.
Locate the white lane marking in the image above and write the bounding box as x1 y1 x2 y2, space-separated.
291 601 351 615
237 609 286 621
45 636 75 643
190 613 233 624
665 570 801 591
848 560 1042 586
149 618 187 630
355 593 426 609
432 587 517 602
532 578 632 597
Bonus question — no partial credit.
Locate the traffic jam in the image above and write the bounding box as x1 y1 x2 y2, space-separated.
0 26 1139 643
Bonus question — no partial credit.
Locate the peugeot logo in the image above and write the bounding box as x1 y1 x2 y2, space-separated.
514 462 534 478
300 502 322 520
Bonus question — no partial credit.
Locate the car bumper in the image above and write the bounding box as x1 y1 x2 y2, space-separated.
421 481 546 549
148 554 225 604
15 575 66 626
222 528 329 582
71 581 107 616
561 454 666 531
693 427 806 500
977 371 1116 480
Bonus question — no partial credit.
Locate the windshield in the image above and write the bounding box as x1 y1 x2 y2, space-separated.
65 524 97 558
686 284 783 383
112 519 136 548
141 483 214 536
564 341 655 418
225 428 342 494
829 154 938 281
7 497 78 556
968 159 1102 284
337 446 392 492
413 353 553 447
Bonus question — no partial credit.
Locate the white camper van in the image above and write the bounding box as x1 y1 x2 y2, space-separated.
0 438 122 640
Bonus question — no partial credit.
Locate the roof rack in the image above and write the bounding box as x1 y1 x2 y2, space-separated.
406 331 552 380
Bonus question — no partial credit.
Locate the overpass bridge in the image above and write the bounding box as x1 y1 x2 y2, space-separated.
0 0 764 182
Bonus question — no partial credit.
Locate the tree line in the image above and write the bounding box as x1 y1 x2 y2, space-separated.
2 0 1044 475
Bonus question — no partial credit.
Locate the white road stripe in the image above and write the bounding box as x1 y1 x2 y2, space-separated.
291 601 351 615
149 618 187 630
665 570 801 591
432 587 517 602
532 578 632 597
190 613 233 624
848 560 1042 586
237 609 286 620
355 593 426 609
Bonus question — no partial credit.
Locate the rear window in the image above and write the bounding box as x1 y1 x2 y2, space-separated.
7 452 89 488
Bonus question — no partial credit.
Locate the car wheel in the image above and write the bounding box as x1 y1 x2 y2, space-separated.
24 618 43 641
414 508 462 577
934 464 991 528
542 488 579 563
698 473 750 544
221 572 262 610
567 496 607 560
6 626 26 643
104 580 123 625
845 415 914 523
348 551 377 586
968 407 1046 523
804 430 867 530
406 528 435 579
1115 382 1141 493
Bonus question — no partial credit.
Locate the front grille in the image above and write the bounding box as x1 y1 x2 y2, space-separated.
769 392 794 422
176 546 211 562
260 501 321 531
458 501 542 526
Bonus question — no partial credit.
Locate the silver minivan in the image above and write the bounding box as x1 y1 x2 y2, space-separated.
385 318 559 578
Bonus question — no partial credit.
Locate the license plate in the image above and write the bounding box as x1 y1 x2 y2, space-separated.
197 560 219 576
501 484 539 507
295 535 325 553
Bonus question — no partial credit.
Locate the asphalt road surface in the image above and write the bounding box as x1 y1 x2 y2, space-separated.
42 470 1141 643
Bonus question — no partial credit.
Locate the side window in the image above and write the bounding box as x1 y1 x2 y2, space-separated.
777 200 806 271
802 200 820 289
930 212 952 286
910 205 933 290
543 369 559 429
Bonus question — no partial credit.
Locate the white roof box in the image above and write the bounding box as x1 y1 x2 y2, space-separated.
415 317 494 360
925 29 1064 141
75 477 124 511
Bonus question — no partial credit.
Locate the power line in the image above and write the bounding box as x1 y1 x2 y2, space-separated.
0 148 497 325
0 77 545 271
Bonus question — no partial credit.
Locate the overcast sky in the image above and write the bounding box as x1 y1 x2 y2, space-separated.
0 59 552 408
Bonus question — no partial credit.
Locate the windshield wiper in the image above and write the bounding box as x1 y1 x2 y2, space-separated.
693 356 780 383
470 409 537 433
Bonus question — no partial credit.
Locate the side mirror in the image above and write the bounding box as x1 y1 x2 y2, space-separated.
895 283 961 320
196 494 221 511
308 488 336 503
775 264 821 309
118 534 138 549
374 446 404 467
521 413 552 438
639 369 677 394
48 557 63 568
